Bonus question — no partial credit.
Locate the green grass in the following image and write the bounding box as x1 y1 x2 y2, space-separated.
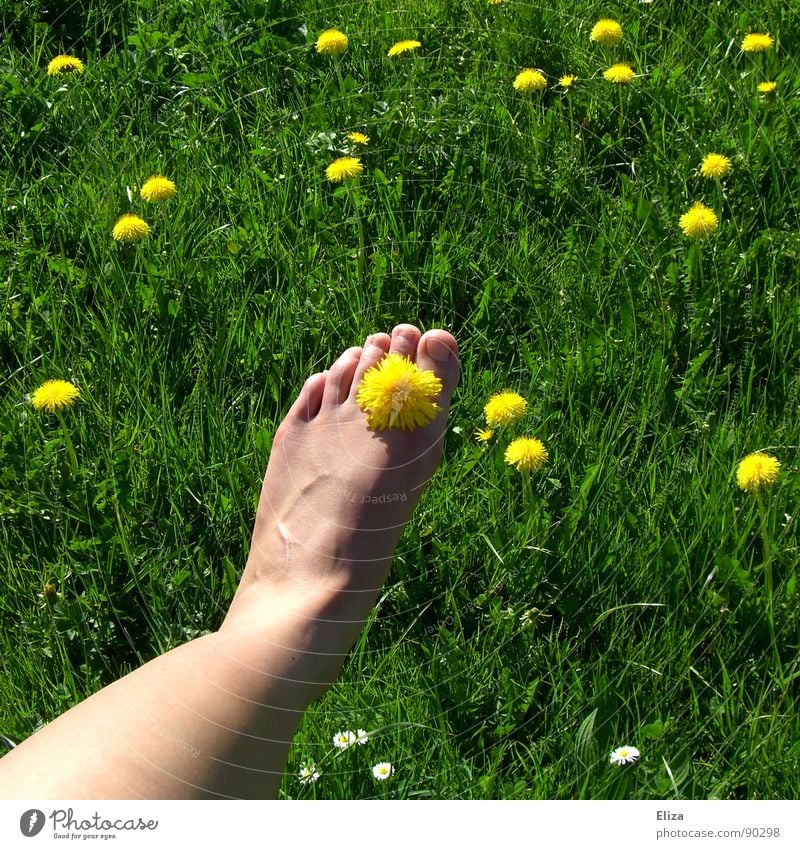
1 0 799 798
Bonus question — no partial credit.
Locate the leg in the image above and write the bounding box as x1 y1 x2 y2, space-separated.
0 325 459 799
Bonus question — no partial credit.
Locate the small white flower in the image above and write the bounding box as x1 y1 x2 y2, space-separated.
372 761 394 780
333 730 356 750
356 729 369 745
610 745 640 765
298 763 321 784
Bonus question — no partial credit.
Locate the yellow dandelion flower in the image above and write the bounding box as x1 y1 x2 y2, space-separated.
741 33 774 53
559 75 577 90
356 353 442 431
316 29 348 56
736 452 780 492
47 55 85 75
505 436 549 472
112 213 150 243
679 202 718 239
590 19 623 46
758 80 777 94
41 582 59 599
326 156 364 184
484 391 528 427
475 428 495 444
30 379 81 413
140 175 176 202
604 63 635 84
488 0 506 4
388 40 421 57
347 132 370 145
513 69 547 93
700 153 732 180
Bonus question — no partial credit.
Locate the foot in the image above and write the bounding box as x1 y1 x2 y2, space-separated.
223 324 459 630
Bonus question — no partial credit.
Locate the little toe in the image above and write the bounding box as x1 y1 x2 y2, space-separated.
287 371 327 422
416 330 460 409
388 323 421 359
350 333 391 398
322 346 363 407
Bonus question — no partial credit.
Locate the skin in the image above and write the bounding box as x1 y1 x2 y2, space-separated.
0 324 459 799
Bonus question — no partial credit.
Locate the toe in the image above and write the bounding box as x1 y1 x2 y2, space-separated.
415 330 460 409
388 323 421 359
287 371 327 422
322 346 363 407
349 332 391 398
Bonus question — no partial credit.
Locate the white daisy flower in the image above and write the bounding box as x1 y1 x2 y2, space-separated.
356 729 369 745
609 745 640 765
298 763 321 784
333 730 356 750
372 761 394 780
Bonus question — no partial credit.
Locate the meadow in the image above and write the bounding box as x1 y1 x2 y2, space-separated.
1 0 799 799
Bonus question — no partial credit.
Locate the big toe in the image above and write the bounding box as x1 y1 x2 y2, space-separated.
416 330 460 410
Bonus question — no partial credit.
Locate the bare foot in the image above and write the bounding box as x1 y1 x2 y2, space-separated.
223 324 459 631
0 325 458 801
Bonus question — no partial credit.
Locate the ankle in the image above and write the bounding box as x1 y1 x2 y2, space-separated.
221 565 388 636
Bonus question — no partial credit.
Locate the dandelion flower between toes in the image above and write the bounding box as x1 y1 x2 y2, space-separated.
590 19 623 46
610 746 640 765
736 452 780 492
316 29 348 56
30 379 80 413
112 213 150 243
140 175 176 202
356 353 442 431
326 157 363 184
47 55 85 75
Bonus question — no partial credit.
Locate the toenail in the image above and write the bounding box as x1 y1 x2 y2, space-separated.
366 342 385 357
427 337 454 362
